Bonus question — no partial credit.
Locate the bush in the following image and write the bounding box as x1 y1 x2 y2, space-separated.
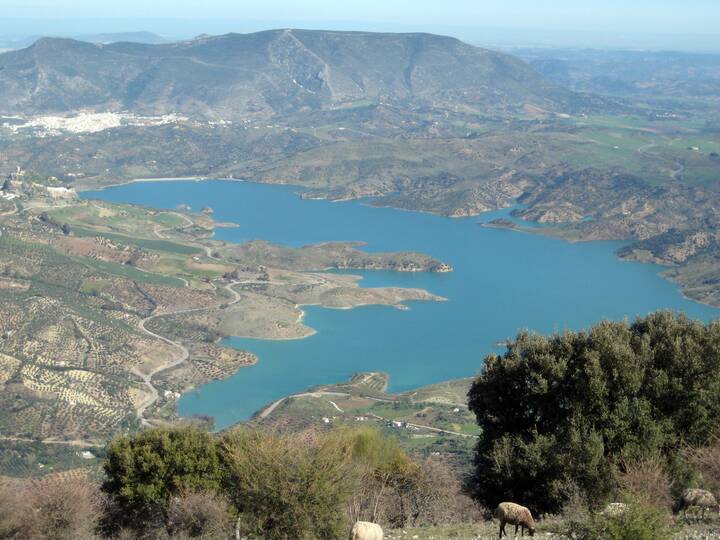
99 425 477 537
686 438 720 495
221 429 354 540
468 312 720 513
0 476 102 539
399 458 456 526
326 426 415 526
617 460 674 511
102 427 223 531
667 452 701 501
324 426 478 528
567 496 674 540
166 490 232 538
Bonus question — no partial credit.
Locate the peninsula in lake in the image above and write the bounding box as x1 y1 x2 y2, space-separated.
4 0 720 532
0 28 718 480
1 30 718 307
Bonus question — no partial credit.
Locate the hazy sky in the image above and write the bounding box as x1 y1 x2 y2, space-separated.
2 0 719 51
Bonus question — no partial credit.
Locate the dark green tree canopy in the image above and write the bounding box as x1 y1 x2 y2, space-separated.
102 427 223 528
468 312 720 514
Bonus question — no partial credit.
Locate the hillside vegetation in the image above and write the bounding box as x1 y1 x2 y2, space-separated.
2 313 720 538
1 33 718 304
469 312 720 515
0 426 480 539
0 30 579 119
0 174 449 468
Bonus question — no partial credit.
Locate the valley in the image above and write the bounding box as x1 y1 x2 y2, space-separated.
0 29 719 484
0 176 450 475
3 0 720 532
87 179 718 431
0 33 718 306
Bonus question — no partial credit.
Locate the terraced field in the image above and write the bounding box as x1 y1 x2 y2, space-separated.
250 372 479 469
0 176 451 476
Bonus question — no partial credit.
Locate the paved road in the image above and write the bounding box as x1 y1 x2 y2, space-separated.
368 414 479 439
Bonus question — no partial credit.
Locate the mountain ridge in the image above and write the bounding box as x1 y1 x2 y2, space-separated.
0 29 581 119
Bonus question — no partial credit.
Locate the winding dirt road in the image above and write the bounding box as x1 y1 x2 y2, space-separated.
255 391 476 439
637 139 685 181
133 280 243 426
0 435 105 448
368 414 478 439
257 391 353 419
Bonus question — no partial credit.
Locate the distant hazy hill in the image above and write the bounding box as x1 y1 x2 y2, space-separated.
514 48 720 98
0 29 579 118
0 32 167 53
75 31 168 45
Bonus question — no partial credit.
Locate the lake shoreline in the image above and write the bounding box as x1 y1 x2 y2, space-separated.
84 179 720 429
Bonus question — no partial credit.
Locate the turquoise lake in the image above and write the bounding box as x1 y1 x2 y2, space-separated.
83 180 720 429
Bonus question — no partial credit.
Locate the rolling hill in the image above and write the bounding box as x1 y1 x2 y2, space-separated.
0 30 717 308
0 29 581 118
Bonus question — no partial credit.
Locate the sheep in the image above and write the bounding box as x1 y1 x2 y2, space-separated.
601 502 629 518
348 521 383 540
495 502 535 538
675 488 720 521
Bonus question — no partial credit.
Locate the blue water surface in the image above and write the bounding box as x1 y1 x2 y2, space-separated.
83 180 720 428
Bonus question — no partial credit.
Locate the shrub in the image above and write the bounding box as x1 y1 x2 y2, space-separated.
325 426 477 528
220 429 354 540
102 427 223 531
686 438 720 495
567 496 674 540
0 477 102 539
325 426 415 526
166 490 232 538
468 312 720 513
617 459 673 511
383 457 478 527
667 452 701 501
98 425 478 537
0 480 25 538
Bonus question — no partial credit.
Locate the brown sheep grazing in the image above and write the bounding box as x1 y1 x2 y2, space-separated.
495 502 535 538
675 488 720 520
349 521 383 540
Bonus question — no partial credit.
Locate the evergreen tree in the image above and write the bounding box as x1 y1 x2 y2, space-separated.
102 427 223 531
468 312 720 513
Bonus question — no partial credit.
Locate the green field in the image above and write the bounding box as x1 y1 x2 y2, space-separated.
69 225 201 255
75 256 185 287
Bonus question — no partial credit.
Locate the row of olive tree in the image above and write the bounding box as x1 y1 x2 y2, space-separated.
468 311 720 514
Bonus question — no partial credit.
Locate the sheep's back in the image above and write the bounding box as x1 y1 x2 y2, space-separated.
349 521 383 540
683 489 718 508
495 502 534 527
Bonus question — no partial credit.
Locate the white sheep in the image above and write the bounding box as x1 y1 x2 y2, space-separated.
676 488 720 520
348 520 383 540
495 502 536 538
601 502 629 518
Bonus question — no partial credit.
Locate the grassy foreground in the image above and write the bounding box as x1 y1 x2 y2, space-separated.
388 518 720 539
